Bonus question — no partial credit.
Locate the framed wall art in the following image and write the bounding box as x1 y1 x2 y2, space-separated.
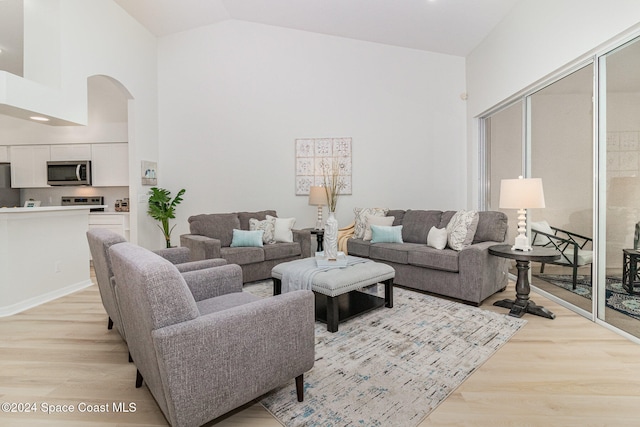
295 137 352 196
141 160 157 186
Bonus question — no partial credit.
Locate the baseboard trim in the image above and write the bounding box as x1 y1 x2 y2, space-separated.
0 280 94 317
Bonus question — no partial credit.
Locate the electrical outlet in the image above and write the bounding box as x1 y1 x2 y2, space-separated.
54 261 62 273
138 194 147 203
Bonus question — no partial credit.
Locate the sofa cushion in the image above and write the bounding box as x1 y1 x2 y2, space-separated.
439 211 457 228
346 239 371 258
238 210 277 230
220 246 265 265
369 242 416 265
473 211 509 243
263 242 302 261
196 292 260 316
401 210 443 244
386 210 406 226
188 213 240 247
408 246 459 272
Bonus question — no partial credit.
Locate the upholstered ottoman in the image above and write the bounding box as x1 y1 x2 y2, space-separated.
272 257 395 332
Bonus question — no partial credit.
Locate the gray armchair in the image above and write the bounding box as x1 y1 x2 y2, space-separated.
87 228 227 340
109 242 315 427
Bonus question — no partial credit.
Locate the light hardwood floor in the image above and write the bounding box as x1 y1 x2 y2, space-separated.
1 272 640 426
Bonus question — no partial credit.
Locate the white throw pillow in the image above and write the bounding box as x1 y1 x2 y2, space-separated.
267 215 296 243
353 207 389 239
363 215 395 241
446 210 479 251
427 226 448 250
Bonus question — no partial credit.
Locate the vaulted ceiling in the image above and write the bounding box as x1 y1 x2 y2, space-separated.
114 0 521 57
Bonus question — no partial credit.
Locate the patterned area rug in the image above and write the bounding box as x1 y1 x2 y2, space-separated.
244 281 526 427
535 274 640 320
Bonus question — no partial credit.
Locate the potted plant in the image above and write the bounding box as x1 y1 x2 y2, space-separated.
147 187 186 248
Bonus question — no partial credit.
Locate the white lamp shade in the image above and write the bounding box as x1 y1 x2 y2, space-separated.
308 186 328 206
499 177 546 209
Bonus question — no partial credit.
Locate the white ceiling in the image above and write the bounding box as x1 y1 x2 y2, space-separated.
114 0 522 57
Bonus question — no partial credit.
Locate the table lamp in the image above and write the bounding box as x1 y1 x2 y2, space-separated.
499 176 546 251
308 186 328 230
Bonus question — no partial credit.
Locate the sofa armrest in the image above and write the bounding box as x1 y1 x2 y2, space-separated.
151 290 315 423
180 234 222 261
175 258 227 273
293 228 312 258
457 241 510 303
153 247 191 264
180 264 243 301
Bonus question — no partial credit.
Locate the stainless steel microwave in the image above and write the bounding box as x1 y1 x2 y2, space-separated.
47 161 92 186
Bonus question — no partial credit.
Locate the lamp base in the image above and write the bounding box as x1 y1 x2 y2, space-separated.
512 234 532 251
315 206 324 230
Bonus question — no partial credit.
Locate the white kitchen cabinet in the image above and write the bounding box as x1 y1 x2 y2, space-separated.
0 146 8 162
9 145 51 188
91 143 128 187
50 144 92 161
88 213 130 239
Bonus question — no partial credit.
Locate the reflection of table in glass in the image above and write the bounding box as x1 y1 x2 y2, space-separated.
489 244 561 319
622 249 640 295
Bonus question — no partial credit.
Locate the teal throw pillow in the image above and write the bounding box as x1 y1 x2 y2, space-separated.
230 229 264 247
370 225 403 244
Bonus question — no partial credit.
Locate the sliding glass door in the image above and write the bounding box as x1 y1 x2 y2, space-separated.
482 34 640 340
528 65 594 315
599 37 640 336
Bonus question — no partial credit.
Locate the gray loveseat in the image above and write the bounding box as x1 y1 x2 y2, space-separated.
347 210 510 305
180 210 312 283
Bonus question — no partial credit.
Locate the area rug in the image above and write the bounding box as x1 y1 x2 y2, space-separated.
243 281 526 427
534 274 640 320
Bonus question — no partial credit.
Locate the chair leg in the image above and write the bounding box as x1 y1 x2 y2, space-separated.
295 374 304 402
136 369 143 388
540 263 546 274
572 266 578 290
107 317 113 330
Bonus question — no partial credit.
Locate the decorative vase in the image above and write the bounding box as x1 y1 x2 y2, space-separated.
324 211 339 259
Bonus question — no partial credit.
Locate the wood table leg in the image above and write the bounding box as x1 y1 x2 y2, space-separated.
384 279 394 308
326 295 339 332
273 278 282 295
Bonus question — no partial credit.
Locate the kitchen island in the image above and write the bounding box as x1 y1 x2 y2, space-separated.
0 205 104 316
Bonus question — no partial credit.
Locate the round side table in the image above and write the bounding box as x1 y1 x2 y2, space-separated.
489 244 561 319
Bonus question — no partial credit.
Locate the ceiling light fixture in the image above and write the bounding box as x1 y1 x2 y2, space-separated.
29 116 50 122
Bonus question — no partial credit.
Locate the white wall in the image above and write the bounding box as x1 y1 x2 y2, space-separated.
158 20 467 239
466 0 640 205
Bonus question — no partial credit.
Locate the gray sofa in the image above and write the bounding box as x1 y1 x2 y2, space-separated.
180 210 312 283
347 210 510 305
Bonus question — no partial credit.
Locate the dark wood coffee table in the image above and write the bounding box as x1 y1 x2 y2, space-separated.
489 244 560 319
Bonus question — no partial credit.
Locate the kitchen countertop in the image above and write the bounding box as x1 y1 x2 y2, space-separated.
0 205 108 213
